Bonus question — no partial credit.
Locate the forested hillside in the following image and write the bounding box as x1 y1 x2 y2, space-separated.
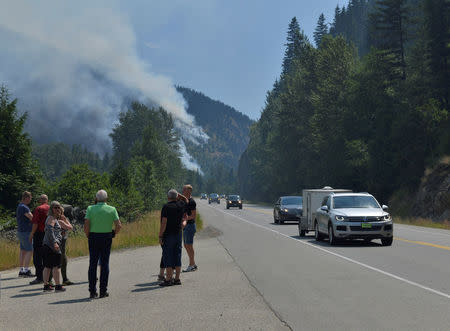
32 143 109 179
239 0 449 207
0 93 202 224
177 86 253 193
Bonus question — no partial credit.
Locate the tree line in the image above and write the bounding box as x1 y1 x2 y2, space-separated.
238 0 449 205
0 89 203 224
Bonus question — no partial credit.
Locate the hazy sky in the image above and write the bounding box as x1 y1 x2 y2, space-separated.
121 0 346 119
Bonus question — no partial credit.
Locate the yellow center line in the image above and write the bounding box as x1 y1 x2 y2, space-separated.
394 237 450 251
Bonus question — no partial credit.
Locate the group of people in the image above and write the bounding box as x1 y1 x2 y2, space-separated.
16 184 198 297
16 192 73 292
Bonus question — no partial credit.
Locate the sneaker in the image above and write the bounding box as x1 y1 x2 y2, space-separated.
159 280 173 287
29 278 44 285
62 280 74 286
55 285 66 292
43 284 53 292
157 275 165 281
173 279 181 285
99 292 109 298
22 270 35 278
89 292 98 299
18 270 25 277
182 265 198 273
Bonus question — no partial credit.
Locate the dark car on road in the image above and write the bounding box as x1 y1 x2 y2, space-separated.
273 196 303 224
209 193 220 204
226 195 242 209
200 193 207 200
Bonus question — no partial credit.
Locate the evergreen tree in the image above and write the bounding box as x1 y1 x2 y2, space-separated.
370 0 409 80
281 17 307 78
0 86 42 210
313 13 328 47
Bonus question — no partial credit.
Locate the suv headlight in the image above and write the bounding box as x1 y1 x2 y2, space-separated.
335 215 345 221
383 214 392 221
283 208 289 213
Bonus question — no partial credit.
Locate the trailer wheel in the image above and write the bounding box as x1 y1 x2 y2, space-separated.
299 230 306 237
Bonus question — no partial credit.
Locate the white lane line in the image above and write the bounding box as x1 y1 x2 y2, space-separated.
394 224 450 238
205 204 450 300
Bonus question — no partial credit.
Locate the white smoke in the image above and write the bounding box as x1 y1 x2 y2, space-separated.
0 0 207 170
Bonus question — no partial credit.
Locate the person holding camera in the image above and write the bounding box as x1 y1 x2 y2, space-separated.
84 190 121 299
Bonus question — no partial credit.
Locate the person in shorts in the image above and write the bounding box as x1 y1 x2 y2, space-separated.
16 191 34 277
182 185 198 272
42 201 72 292
159 189 188 286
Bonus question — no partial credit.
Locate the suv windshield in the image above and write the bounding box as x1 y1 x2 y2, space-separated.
228 195 240 200
281 197 302 205
333 196 379 209
210 194 218 198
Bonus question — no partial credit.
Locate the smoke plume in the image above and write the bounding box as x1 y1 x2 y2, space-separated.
0 0 206 171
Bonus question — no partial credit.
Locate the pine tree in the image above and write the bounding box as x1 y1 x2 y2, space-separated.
313 13 328 47
281 17 307 78
370 0 409 80
0 86 42 210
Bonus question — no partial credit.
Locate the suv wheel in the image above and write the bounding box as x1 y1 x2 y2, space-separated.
315 222 324 241
328 224 338 246
381 237 393 246
273 215 278 224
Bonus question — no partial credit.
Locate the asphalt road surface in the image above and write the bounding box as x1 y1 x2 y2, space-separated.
0 233 288 330
199 200 450 330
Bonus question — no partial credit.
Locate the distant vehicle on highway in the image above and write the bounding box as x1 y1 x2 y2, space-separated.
220 194 227 199
200 193 207 200
314 192 393 246
226 195 242 209
273 196 303 224
208 193 220 204
299 187 351 236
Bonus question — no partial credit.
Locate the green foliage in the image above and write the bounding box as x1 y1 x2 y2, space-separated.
313 13 328 47
0 86 44 210
239 9 450 204
52 164 109 209
32 142 108 180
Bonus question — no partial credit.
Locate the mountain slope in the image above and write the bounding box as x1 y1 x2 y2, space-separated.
177 86 253 175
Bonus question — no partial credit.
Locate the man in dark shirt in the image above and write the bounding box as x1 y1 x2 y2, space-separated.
29 194 50 284
182 184 198 272
16 191 34 277
159 189 188 286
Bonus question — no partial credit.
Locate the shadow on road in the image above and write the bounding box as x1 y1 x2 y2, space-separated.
10 292 42 298
0 277 18 281
132 281 163 293
289 235 382 247
49 297 92 305
2 283 32 290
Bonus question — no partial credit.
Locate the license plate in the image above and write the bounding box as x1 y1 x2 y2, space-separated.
361 223 372 229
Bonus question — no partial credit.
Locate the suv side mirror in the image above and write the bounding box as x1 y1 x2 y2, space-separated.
320 205 329 212
382 205 389 211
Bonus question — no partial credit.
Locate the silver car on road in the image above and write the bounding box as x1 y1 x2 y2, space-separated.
314 192 393 246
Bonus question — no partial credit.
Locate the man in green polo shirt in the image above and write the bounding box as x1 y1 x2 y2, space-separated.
84 190 122 299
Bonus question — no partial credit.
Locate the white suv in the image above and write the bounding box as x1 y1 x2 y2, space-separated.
314 193 393 246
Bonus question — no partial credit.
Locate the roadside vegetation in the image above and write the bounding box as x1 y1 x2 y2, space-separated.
238 1 449 213
0 213 203 271
394 217 450 230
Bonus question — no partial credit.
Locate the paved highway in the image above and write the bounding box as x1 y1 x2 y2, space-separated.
199 200 450 330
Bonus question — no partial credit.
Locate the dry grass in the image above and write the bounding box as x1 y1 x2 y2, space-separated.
394 216 450 230
0 239 20 271
0 212 204 271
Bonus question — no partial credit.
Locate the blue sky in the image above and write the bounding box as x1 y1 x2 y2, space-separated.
121 0 346 120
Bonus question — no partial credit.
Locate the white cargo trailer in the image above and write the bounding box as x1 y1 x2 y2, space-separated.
298 187 351 236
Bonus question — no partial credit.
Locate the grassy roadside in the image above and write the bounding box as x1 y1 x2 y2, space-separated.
393 216 450 230
0 212 204 271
